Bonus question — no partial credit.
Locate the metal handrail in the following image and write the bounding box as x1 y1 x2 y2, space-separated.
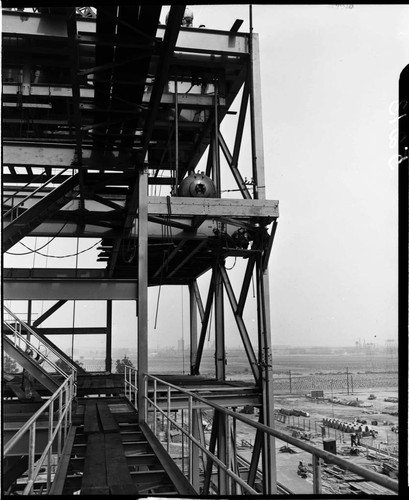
3 322 68 380
4 374 76 495
124 365 138 406
3 305 78 378
3 167 69 221
3 168 47 206
138 373 399 495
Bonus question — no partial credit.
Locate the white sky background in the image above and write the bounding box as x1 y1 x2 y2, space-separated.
4 4 406 350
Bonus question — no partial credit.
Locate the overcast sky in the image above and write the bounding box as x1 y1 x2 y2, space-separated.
4 4 406 351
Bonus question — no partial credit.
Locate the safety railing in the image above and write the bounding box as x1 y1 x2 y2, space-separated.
124 365 138 407
3 167 68 222
139 374 399 495
3 305 77 386
3 168 48 207
4 373 76 495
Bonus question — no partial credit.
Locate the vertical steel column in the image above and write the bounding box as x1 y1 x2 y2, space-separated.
189 282 198 375
174 79 179 195
191 408 201 492
248 25 266 200
214 264 225 380
214 262 228 493
137 167 149 424
105 300 112 372
256 256 277 494
217 413 228 495
312 455 322 494
213 79 221 197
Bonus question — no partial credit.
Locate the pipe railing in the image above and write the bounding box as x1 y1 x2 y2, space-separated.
4 373 76 494
3 167 69 221
3 168 48 206
124 364 138 406
3 305 78 383
134 373 399 495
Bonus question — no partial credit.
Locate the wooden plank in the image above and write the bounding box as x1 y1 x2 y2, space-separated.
83 402 100 434
49 426 78 495
104 432 138 494
96 401 119 433
80 486 110 495
81 433 107 490
110 483 139 495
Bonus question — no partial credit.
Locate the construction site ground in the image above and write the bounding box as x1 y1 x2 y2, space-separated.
235 387 399 494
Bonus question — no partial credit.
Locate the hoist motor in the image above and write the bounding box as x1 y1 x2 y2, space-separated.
178 171 216 198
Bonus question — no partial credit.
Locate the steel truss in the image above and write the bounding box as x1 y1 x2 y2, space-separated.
3 5 279 494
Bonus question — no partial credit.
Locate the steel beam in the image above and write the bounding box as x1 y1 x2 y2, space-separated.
189 283 198 376
202 409 219 495
3 279 138 300
167 240 207 278
262 219 278 272
256 256 277 494
2 12 249 55
106 300 112 372
32 300 67 327
191 280 205 322
34 327 107 336
2 173 80 252
148 196 279 218
191 409 201 491
219 264 260 382
192 271 215 375
214 264 226 381
2 11 94 37
137 168 149 423
237 256 256 317
218 131 251 199
217 412 228 494
249 33 266 200
2 143 135 169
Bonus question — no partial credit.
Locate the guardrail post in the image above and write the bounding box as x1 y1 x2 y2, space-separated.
192 408 200 492
154 379 157 435
188 396 193 483
167 386 171 453
47 400 54 492
134 368 137 407
312 454 322 494
144 375 148 424
58 391 63 457
64 383 69 440
181 409 185 476
28 422 36 493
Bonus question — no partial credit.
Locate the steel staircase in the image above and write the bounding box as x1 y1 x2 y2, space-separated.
2 171 80 252
3 306 78 397
51 397 196 495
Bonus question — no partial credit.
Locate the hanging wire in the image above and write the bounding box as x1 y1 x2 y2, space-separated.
8 239 102 258
5 220 69 255
225 257 237 271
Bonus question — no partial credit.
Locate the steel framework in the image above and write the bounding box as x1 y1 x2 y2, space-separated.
2 5 279 494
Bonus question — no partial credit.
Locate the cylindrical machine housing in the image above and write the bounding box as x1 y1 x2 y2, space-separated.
178 171 216 198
